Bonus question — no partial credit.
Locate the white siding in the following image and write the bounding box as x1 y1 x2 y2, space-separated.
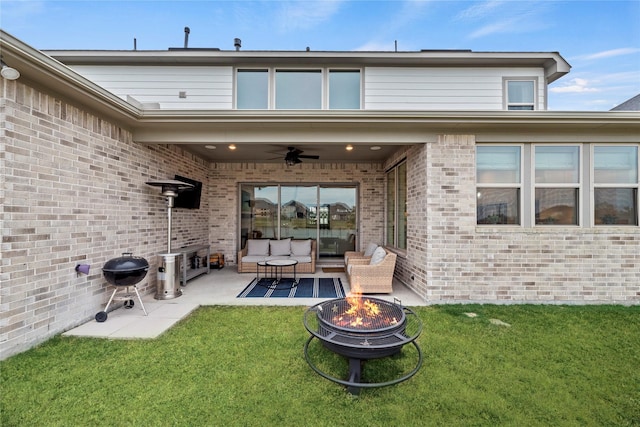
364 67 546 110
70 65 547 111
70 65 233 109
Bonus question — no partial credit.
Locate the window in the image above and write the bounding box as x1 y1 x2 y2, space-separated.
476 143 640 228
236 68 361 110
476 146 522 225
506 79 535 110
275 70 322 109
534 146 580 225
329 70 361 109
593 146 638 225
386 161 407 249
237 69 268 109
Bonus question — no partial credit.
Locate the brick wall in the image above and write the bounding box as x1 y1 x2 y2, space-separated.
395 134 640 303
1 80 208 359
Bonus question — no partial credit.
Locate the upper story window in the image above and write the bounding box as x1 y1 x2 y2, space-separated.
275 70 322 109
329 70 361 109
236 68 360 110
237 69 268 109
505 79 535 110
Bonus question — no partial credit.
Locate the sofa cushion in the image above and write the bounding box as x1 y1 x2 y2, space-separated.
270 238 291 256
291 239 312 256
247 239 270 256
364 242 378 257
290 255 312 264
369 246 387 265
242 255 269 263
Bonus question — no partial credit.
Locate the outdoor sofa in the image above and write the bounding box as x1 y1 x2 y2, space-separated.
237 238 316 273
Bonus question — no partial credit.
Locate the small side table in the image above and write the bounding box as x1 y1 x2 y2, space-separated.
256 259 298 288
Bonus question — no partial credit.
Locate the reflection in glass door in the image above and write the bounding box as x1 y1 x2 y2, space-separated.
318 186 357 258
280 186 317 239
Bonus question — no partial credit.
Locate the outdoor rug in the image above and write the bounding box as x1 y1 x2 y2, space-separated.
237 277 345 298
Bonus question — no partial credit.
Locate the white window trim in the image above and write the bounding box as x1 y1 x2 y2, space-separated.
531 144 583 227
235 67 362 110
476 143 524 227
590 144 640 227
503 77 538 110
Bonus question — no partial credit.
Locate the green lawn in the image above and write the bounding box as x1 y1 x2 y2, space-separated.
1 304 639 426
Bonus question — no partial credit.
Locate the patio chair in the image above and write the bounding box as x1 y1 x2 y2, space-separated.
346 248 397 294
344 242 379 267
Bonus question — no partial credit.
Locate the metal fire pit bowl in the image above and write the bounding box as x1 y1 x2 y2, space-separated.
303 297 423 395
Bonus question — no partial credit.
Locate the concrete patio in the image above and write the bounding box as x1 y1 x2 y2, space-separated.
63 266 426 340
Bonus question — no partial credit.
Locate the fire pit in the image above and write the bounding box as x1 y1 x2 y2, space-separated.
303 296 422 395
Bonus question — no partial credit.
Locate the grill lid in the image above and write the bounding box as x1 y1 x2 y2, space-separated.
103 253 149 273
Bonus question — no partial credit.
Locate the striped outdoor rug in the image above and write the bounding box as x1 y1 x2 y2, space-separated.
237 277 345 298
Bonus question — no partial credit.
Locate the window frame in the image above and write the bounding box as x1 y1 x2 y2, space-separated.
532 144 583 227
385 160 407 250
235 67 361 110
590 144 639 226
504 78 537 110
476 144 524 226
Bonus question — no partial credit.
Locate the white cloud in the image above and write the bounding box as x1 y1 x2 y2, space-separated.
354 41 396 52
575 48 640 61
549 78 599 94
456 0 505 20
276 0 344 32
456 0 551 39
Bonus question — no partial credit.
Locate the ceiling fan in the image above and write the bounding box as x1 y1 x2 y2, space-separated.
283 146 320 166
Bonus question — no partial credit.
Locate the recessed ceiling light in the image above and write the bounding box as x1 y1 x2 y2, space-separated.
205 145 217 150
228 144 237 150
370 146 381 151
346 145 354 151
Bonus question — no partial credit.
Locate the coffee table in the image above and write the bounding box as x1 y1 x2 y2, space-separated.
256 259 298 288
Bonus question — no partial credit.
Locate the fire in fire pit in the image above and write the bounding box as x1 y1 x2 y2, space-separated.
303 296 422 395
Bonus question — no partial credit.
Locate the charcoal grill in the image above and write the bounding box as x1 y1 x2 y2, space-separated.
303 296 422 395
95 253 149 322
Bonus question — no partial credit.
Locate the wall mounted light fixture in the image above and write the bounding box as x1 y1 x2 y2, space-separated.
0 58 20 80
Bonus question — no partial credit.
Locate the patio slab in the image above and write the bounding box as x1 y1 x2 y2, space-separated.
63 265 426 339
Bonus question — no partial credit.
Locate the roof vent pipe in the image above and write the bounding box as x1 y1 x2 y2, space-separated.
184 27 190 48
234 38 241 51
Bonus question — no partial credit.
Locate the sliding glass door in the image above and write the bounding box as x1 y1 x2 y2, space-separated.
239 184 357 259
317 186 356 257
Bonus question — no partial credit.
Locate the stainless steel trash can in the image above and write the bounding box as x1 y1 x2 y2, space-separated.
155 253 182 300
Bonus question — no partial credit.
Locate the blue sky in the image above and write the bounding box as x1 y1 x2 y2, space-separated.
2 0 639 110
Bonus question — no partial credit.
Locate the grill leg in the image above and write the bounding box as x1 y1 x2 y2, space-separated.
132 286 148 316
347 358 362 396
103 288 119 313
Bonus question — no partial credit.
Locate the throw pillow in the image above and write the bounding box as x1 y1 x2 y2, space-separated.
364 242 378 257
247 239 270 256
270 238 292 256
369 246 387 265
290 239 311 256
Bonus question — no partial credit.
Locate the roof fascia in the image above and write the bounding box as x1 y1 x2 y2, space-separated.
0 30 140 125
45 49 571 83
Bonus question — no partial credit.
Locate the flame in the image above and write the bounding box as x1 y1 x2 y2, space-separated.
330 283 398 328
